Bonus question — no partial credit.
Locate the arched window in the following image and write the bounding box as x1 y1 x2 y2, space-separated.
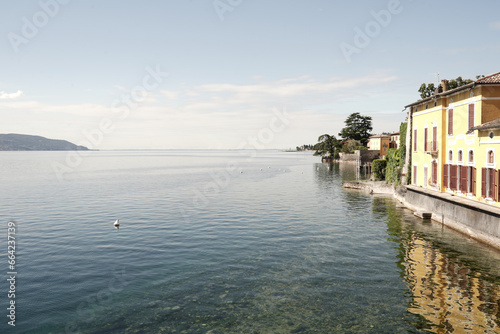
458 150 463 163
448 150 453 162
469 150 474 163
488 150 494 164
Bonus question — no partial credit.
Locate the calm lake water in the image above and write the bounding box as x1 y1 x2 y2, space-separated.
1 150 500 333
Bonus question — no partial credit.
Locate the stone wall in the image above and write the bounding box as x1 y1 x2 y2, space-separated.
359 150 380 163
338 150 380 163
396 185 500 250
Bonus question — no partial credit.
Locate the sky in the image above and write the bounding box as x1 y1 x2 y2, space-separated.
1 0 500 150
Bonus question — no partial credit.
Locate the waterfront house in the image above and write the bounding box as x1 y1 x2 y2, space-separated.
405 72 500 208
367 134 390 157
389 132 400 149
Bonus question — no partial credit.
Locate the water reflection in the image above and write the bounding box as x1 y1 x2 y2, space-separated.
375 196 500 333
406 236 500 333
313 162 370 187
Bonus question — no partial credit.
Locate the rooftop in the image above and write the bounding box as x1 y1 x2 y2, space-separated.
405 71 500 109
467 117 500 134
475 72 500 84
369 134 391 138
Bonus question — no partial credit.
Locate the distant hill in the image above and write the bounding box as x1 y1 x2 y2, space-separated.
0 134 89 151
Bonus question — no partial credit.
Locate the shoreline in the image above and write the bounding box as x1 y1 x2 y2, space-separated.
343 180 500 251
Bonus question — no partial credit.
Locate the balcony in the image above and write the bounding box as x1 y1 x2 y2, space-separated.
425 141 438 157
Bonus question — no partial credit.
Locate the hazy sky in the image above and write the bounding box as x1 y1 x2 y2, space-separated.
1 0 500 149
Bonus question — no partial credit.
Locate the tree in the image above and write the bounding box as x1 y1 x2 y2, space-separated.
447 76 473 90
338 112 373 146
313 134 340 157
418 75 479 99
340 139 365 153
418 83 436 99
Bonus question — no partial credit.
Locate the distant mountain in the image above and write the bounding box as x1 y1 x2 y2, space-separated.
0 134 89 151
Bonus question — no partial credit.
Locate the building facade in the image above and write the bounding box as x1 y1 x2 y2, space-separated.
389 132 400 149
367 134 390 157
406 73 500 208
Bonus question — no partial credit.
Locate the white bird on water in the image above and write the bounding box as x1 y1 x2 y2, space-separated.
114 219 120 229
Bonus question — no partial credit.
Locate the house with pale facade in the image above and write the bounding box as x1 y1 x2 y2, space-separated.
405 72 500 207
367 134 390 157
390 132 400 149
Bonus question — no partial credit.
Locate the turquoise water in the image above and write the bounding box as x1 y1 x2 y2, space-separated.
1 150 500 333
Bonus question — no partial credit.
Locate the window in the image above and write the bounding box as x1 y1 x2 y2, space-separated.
450 165 458 190
432 126 437 152
432 160 438 186
423 167 428 187
468 104 475 130
458 150 463 163
482 168 496 199
488 150 494 164
448 150 453 162
448 109 454 135
461 166 476 195
468 167 476 195
413 165 417 185
424 128 428 152
443 164 449 188
469 150 474 163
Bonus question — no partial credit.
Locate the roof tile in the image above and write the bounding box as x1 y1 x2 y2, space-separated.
475 72 500 84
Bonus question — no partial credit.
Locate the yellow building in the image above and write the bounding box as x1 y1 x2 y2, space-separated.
367 134 390 157
405 235 500 333
405 72 500 207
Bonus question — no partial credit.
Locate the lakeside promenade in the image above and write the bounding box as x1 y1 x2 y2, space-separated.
344 180 500 250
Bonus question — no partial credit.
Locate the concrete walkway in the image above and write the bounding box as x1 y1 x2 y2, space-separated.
396 185 500 250
342 181 500 250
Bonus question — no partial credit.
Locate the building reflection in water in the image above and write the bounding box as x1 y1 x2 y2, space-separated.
374 195 500 333
405 235 500 333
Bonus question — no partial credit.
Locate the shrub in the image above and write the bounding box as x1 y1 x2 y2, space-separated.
385 148 401 184
372 159 387 180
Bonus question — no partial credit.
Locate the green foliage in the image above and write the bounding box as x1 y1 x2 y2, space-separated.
372 159 387 180
398 122 411 185
399 123 407 150
406 165 411 185
385 148 401 184
340 139 364 153
383 124 409 185
418 83 435 99
418 76 476 99
338 112 373 146
296 145 314 151
399 122 407 163
313 134 340 157
448 76 474 90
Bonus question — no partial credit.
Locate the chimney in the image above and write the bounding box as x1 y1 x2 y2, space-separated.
441 79 449 92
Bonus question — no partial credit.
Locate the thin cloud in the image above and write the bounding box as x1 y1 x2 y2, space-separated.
0 90 23 100
0 72 404 149
197 72 398 97
0 100 115 117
